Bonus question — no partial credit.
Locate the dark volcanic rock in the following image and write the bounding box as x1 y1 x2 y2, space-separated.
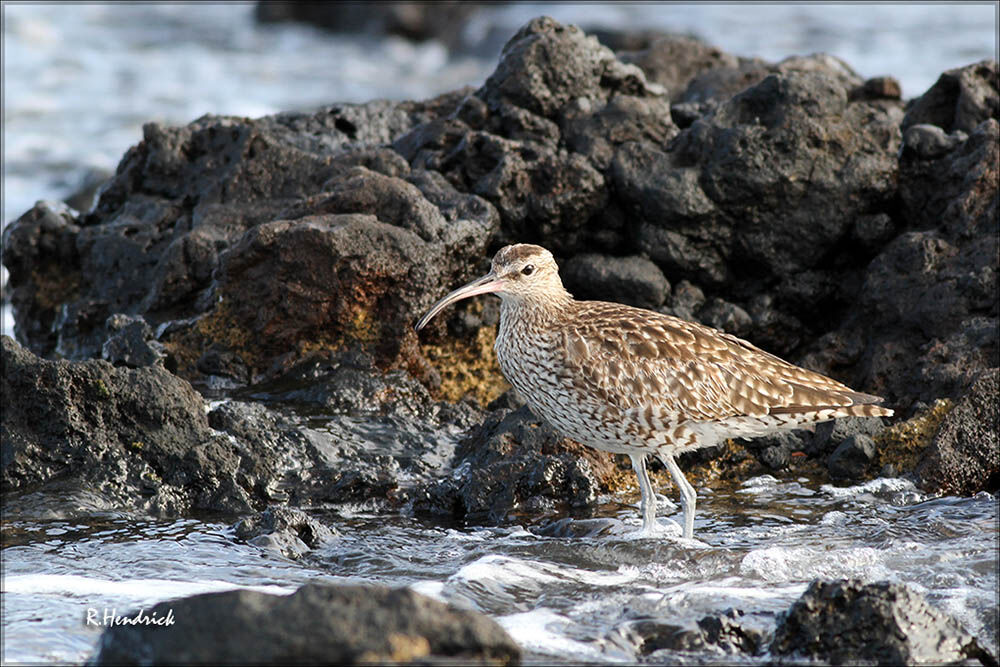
631 608 764 657
619 34 778 108
915 368 1000 496
1 336 270 515
771 579 996 666
903 60 999 134
827 434 877 482
414 405 616 525
738 429 812 472
1 201 82 357
811 416 887 458
233 506 337 558
2 98 497 384
208 351 484 507
395 17 675 256
801 117 998 410
101 313 164 368
561 253 670 309
91 583 521 665
616 63 899 292
255 1 488 50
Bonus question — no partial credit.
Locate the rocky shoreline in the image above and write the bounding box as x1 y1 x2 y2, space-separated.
3 16 997 665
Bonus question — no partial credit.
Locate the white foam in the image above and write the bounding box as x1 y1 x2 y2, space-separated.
407 580 446 602
498 608 629 663
820 477 925 504
740 545 890 582
1 573 294 600
453 554 633 588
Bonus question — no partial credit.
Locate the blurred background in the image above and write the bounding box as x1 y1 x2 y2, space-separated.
2 1 997 333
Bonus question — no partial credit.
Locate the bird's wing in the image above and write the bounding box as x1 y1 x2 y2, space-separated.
557 301 880 424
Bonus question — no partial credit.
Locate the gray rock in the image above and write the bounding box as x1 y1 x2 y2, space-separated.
827 434 877 481
0 201 81 356
739 430 812 471
915 368 999 495
1 335 267 515
903 59 1000 133
414 405 616 525
800 118 998 412
101 314 164 368
771 579 996 666
637 609 764 657
234 506 337 559
812 416 886 457
205 355 483 508
901 123 967 160
697 297 752 337
561 253 670 309
618 35 744 102
90 583 521 665
395 16 673 256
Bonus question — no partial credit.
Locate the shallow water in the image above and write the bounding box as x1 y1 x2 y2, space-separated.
4 476 996 664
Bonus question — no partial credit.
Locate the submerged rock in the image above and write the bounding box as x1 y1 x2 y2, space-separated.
234 506 337 559
90 583 521 665
770 579 996 666
629 608 765 658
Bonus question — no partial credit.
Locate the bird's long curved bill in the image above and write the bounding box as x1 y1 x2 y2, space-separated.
415 273 504 331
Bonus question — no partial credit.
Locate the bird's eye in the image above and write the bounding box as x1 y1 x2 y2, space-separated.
521 264 535 276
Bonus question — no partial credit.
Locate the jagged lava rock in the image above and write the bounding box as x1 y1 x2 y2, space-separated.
413 402 618 525
801 111 997 410
233 506 337 559
771 579 996 666
915 368 999 495
902 59 999 134
1 335 270 515
90 583 521 665
395 17 676 255
2 96 498 385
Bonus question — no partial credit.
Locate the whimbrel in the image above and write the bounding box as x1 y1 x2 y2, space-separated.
416 244 893 539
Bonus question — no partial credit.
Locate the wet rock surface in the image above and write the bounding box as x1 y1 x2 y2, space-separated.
771 579 997 666
1 335 269 516
233 506 338 558
90 583 521 665
413 403 619 525
629 608 765 658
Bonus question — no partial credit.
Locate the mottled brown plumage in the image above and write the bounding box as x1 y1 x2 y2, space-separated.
416 244 893 539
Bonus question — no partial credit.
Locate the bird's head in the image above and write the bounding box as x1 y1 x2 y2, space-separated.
415 244 568 331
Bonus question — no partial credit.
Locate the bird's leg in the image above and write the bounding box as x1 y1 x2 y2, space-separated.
660 454 696 539
629 453 658 533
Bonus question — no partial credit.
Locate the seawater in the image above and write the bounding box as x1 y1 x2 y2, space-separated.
3 476 996 663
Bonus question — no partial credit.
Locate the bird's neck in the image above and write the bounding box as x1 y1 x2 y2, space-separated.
498 290 574 331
